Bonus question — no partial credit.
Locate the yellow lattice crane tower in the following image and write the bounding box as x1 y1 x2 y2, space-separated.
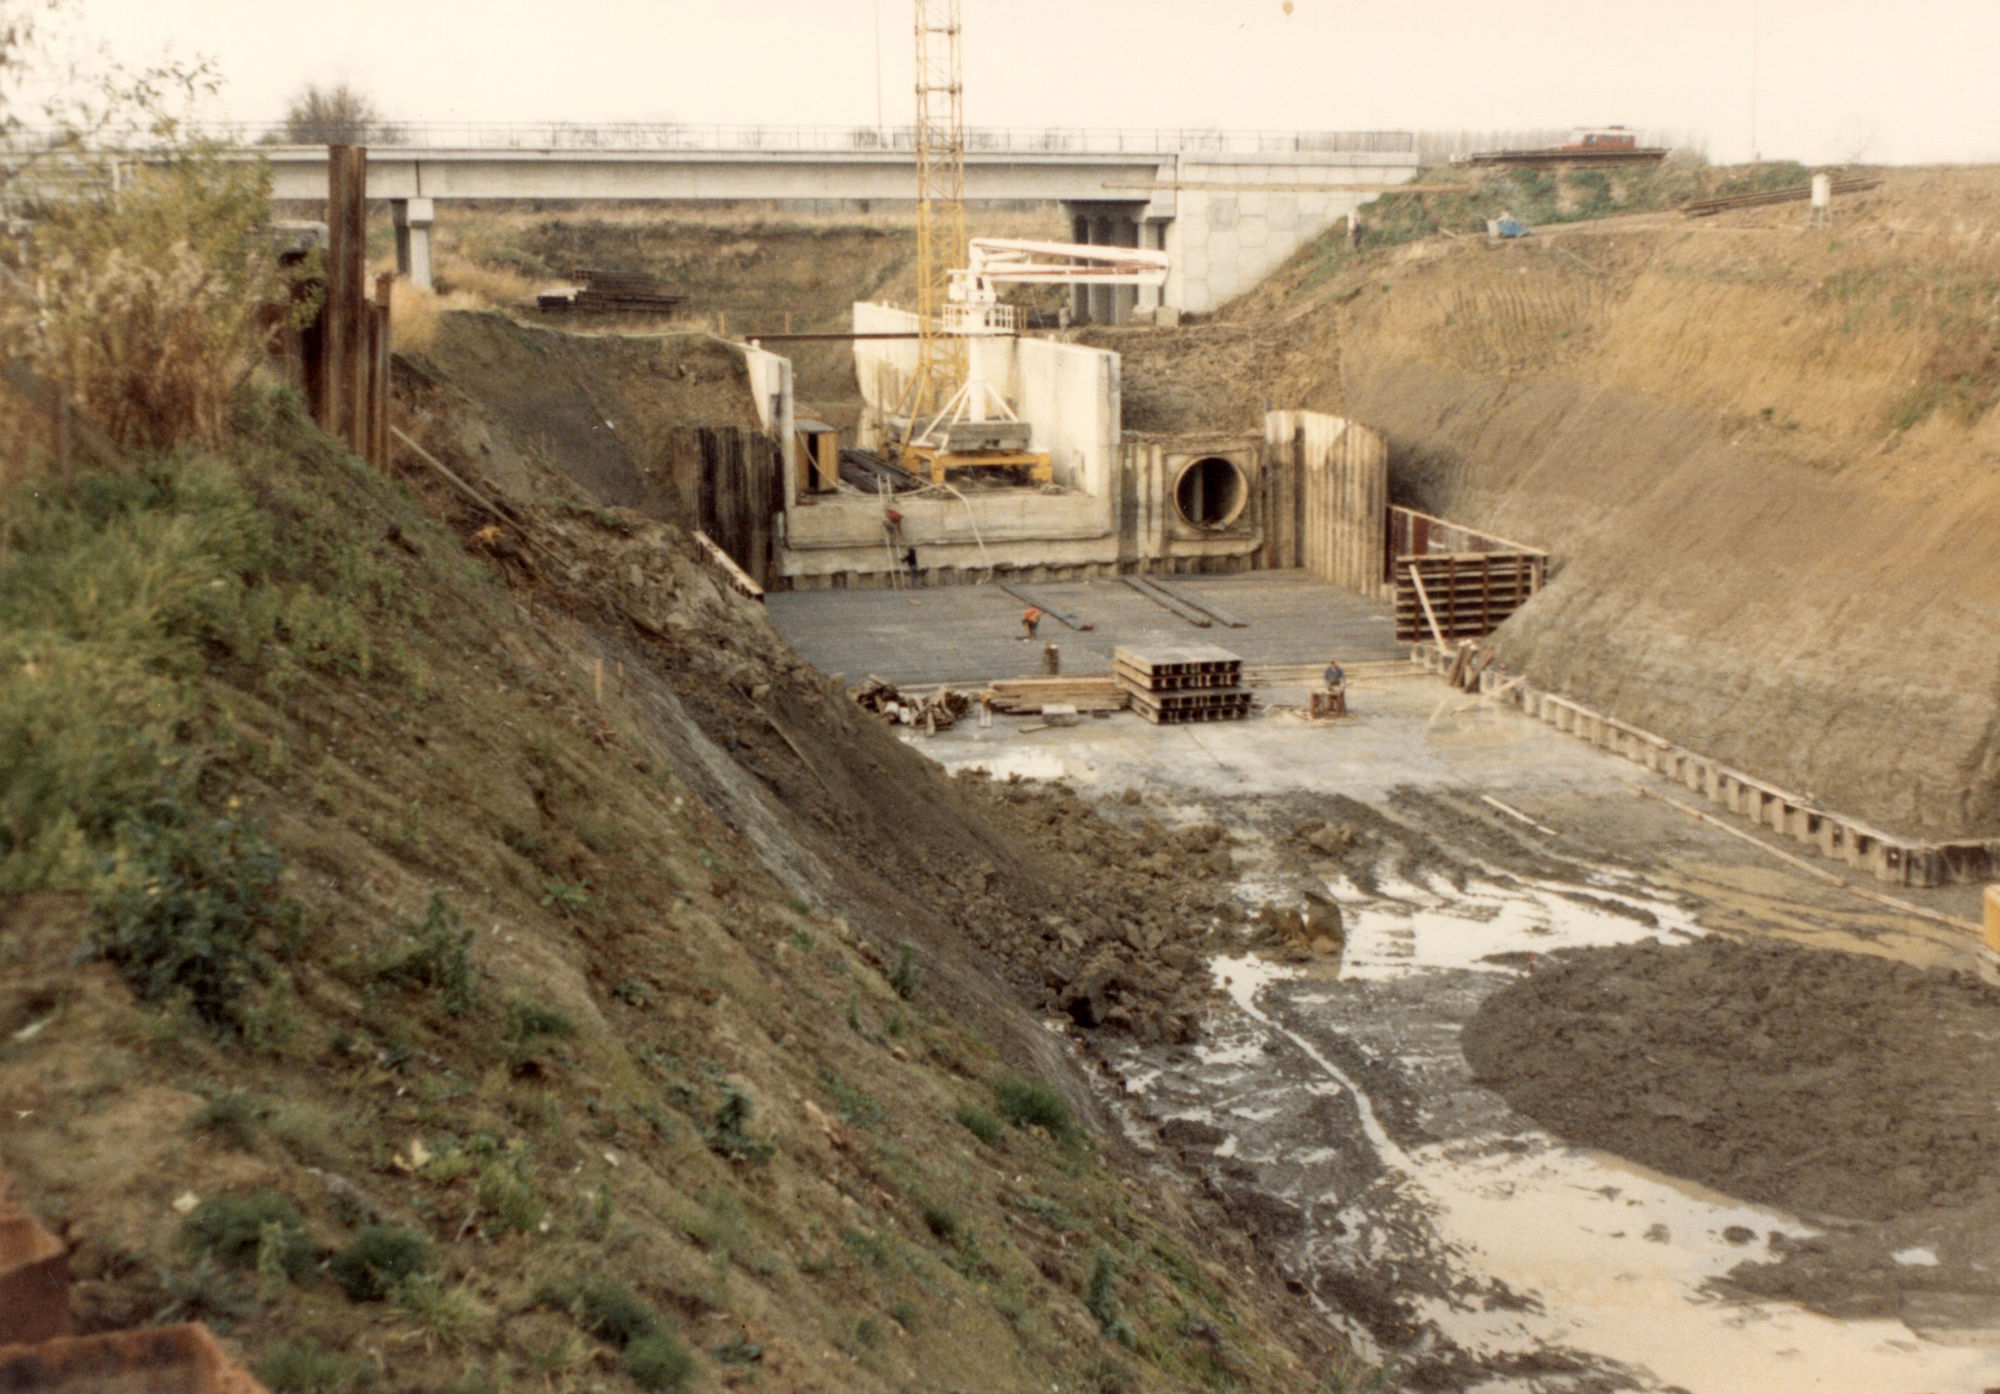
899 0 967 454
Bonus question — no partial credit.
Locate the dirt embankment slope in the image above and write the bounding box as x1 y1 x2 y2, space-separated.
1211 167 2000 838
0 381 1338 1390
410 310 759 530
427 205 1067 414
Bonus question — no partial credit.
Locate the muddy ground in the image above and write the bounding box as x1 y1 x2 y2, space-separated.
951 751 2000 1392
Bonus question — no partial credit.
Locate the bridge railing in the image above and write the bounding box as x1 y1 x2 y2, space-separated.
59 121 1416 158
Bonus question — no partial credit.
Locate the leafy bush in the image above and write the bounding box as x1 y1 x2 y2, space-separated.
89 810 292 1032
994 1075 1074 1142
921 1201 960 1242
191 1087 265 1149
706 1084 774 1163
179 1191 314 1282
622 1333 696 1392
368 892 477 1009
329 1225 436 1301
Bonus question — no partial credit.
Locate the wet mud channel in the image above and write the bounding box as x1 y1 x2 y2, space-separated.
918 683 2000 1391
1103 825 2000 1391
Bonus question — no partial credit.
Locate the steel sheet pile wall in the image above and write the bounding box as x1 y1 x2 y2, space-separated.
1263 411 1387 597
665 427 780 588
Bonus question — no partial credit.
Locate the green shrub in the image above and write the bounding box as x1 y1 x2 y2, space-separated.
706 1084 773 1163
475 1160 544 1234
820 1071 880 1127
921 1201 960 1242
191 1087 265 1149
254 1337 374 1393
1085 1249 1135 1347
887 942 922 999
954 1104 1003 1146
89 810 292 1032
329 1225 436 1301
622 1333 696 1392
994 1075 1074 1141
179 1191 314 1282
539 1274 658 1347
505 998 577 1045
368 892 477 1010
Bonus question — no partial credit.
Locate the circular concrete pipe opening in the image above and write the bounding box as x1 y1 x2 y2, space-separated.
1173 455 1250 530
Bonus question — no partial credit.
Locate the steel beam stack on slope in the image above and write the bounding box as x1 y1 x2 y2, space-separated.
1113 645 1253 724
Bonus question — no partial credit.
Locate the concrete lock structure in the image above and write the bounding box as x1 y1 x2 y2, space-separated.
261 128 1419 319
762 302 1388 589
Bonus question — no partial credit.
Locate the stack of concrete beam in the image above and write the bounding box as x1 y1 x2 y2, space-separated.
1113 645 1253 725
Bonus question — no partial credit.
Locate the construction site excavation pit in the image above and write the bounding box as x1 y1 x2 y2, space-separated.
840 641 2000 1392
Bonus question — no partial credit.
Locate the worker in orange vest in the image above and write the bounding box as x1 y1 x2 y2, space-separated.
1019 606 1042 640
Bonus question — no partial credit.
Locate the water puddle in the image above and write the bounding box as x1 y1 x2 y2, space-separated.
1335 875 1702 981
925 745 1076 781
1191 868 2000 1394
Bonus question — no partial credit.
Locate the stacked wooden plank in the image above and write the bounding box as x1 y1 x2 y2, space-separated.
1113 645 1253 725
985 675 1126 715
538 268 685 315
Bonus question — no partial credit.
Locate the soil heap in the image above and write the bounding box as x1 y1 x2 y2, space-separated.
1462 935 2000 1222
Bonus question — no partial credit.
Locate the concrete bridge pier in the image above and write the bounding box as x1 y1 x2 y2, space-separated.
1067 205 1149 326
391 197 435 291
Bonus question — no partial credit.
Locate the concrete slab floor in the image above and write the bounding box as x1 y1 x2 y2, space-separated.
910 668 1994 951
767 569 1402 687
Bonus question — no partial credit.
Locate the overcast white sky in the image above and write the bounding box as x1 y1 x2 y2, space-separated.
65 0 2000 165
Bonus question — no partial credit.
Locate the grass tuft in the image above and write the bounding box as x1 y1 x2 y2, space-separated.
178 1191 314 1282
329 1225 436 1301
994 1074 1075 1142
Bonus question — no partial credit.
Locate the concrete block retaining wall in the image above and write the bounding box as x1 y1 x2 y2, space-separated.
1414 643 2000 888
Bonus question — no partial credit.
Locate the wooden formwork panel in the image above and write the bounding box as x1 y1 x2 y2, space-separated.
1393 552 1544 643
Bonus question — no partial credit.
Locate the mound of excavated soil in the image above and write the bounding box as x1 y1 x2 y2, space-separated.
1462 937 2000 1222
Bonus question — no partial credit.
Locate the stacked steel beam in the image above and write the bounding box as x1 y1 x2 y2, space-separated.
1113 645 1253 724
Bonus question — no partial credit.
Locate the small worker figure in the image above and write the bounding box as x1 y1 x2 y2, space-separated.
883 506 904 541
1057 302 1073 340
1348 214 1363 251
903 546 920 586
1019 606 1042 641
1322 658 1347 717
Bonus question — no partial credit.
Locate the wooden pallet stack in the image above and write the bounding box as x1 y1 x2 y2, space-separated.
1113 645 1253 725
